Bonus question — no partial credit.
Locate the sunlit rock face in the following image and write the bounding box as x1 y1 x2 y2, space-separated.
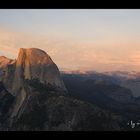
0 48 67 120
0 48 66 96
0 56 15 77
17 48 63 84
0 56 16 88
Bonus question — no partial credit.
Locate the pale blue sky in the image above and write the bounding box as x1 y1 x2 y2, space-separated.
1 9 140 72
0 9 140 40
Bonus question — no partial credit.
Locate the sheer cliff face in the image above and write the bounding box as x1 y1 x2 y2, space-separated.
0 48 67 121
1 48 66 96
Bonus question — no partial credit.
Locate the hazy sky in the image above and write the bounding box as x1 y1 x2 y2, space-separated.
0 9 140 72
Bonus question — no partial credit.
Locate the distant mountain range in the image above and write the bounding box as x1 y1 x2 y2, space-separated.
61 70 140 80
61 70 140 97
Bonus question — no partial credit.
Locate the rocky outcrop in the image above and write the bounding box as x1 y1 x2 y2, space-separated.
0 48 67 123
1 48 66 96
0 56 15 68
0 56 15 81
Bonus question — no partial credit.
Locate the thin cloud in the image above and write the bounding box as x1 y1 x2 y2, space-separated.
0 29 140 72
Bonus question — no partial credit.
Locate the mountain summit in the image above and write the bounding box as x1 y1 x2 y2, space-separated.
0 48 69 130
0 48 67 121
1 48 66 96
